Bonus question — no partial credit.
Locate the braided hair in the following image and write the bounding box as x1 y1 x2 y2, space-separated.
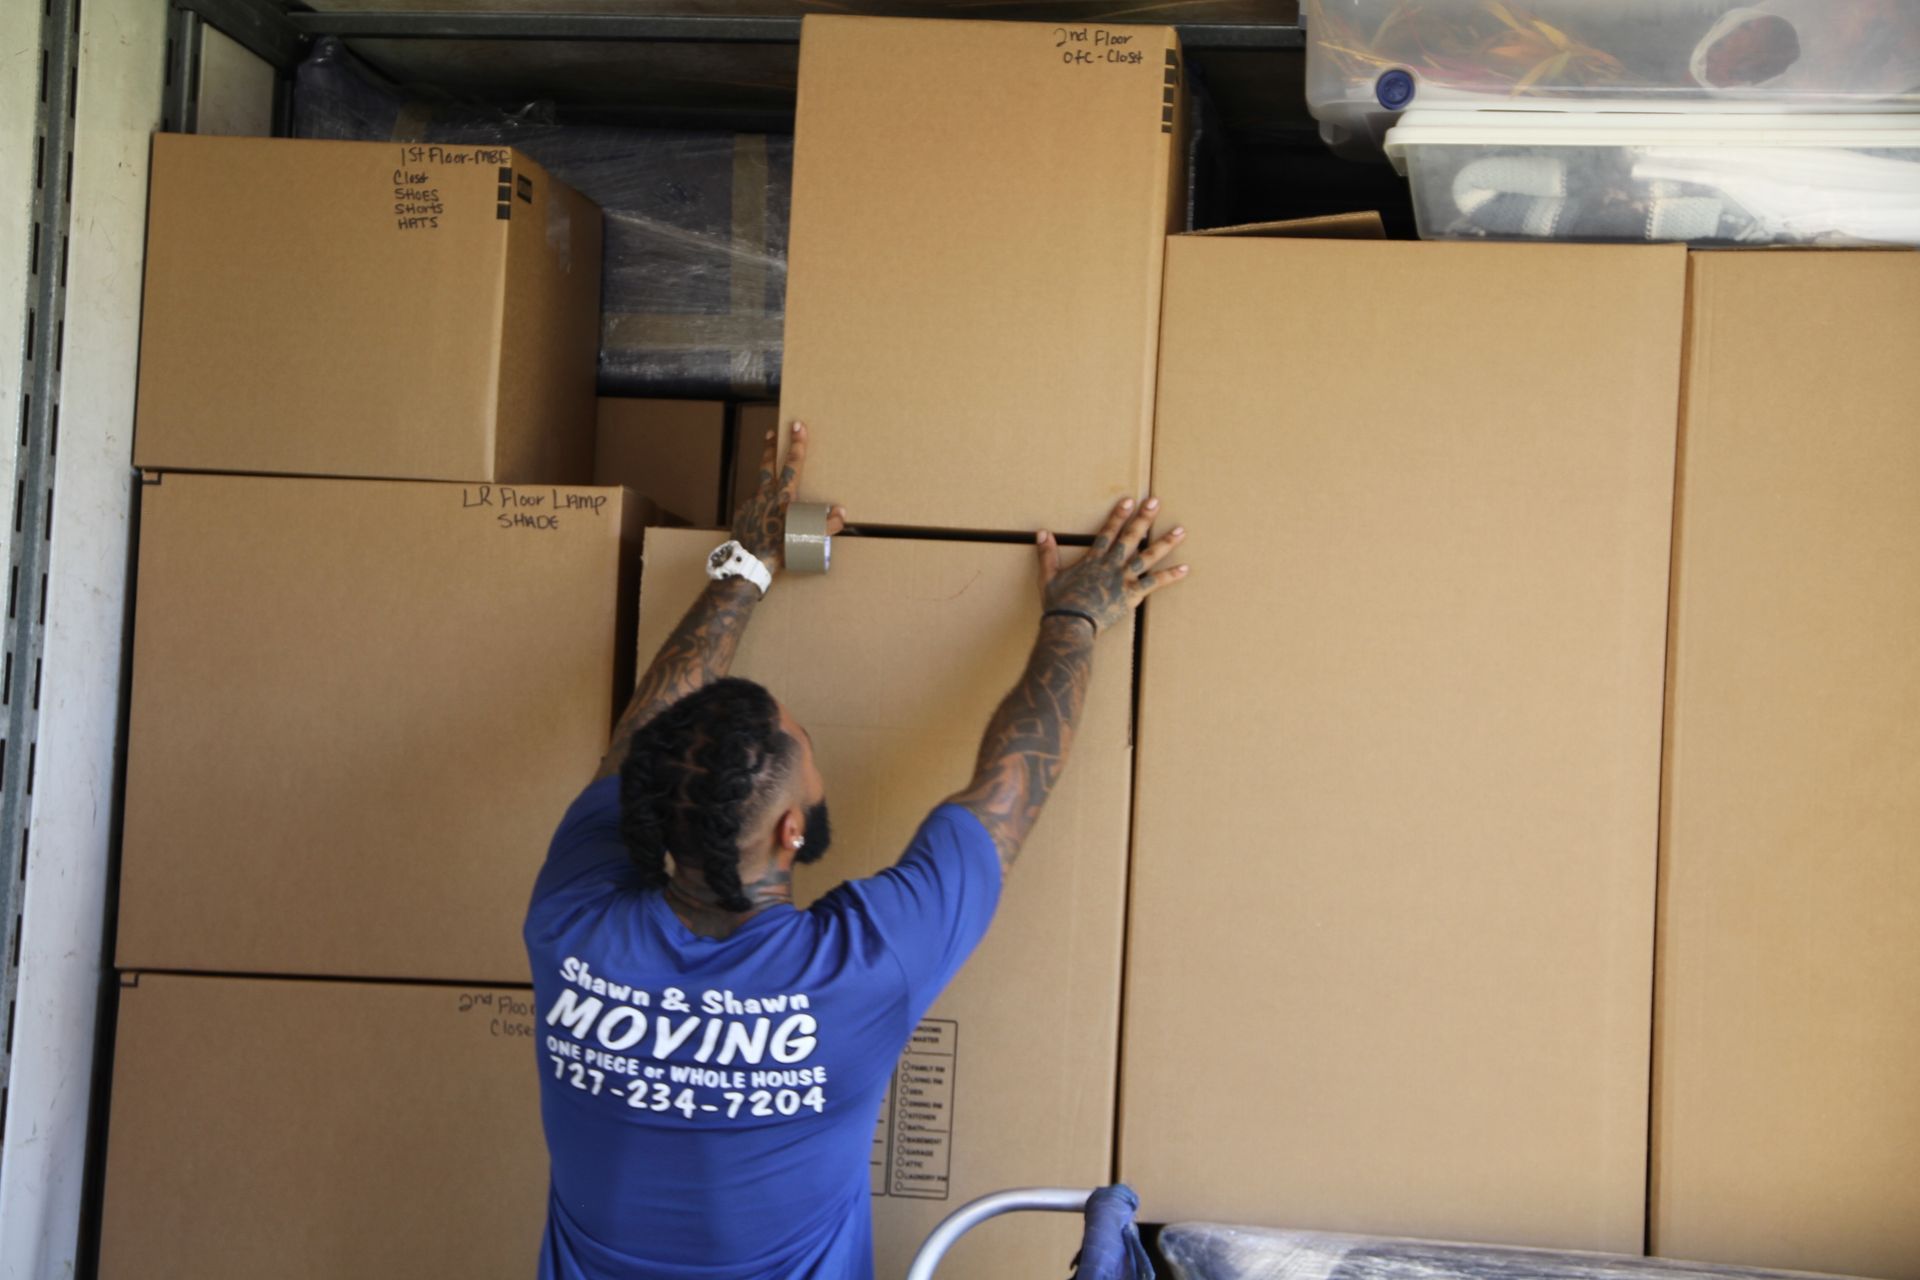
620 678 799 912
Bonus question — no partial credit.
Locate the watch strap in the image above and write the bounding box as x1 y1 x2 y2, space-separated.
708 541 773 595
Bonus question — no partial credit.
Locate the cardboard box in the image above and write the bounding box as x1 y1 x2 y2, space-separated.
118 472 637 983
636 528 1133 1279
1121 237 1687 1251
1652 252 1920 1280
595 398 728 526
731 402 779 518
99 973 546 1279
134 134 602 484
1190 211 1386 239
777 15 1186 533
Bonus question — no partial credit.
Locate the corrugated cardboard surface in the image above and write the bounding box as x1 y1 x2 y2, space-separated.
637 528 1132 1279
778 16 1183 532
118 473 635 983
1122 238 1686 1252
595 398 728 526
99 973 546 1279
133 134 598 483
1653 253 1920 1280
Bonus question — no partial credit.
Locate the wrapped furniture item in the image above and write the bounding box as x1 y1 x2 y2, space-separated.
293 38 789 398
1159 1224 1865 1280
1305 0 1920 152
1384 110 1920 244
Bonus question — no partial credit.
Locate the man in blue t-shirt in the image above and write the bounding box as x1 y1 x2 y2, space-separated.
524 421 1190 1280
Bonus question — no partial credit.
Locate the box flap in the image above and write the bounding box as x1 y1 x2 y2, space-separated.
1188 211 1386 239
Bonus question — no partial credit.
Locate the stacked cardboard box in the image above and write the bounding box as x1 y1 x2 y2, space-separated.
779 14 1188 534
134 134 602 485
116 472 637 985
1652 252 1920 1279
102 976 548 1280
1120 235 1685 1252
102 134 628 1276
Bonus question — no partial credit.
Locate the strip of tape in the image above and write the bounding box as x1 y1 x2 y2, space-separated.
785 503 832 575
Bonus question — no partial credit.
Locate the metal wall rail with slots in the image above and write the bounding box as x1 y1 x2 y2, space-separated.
0 0 165 1275
0 0 80 1237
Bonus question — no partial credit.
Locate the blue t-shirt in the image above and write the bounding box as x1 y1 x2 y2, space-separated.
524 778 1002 1280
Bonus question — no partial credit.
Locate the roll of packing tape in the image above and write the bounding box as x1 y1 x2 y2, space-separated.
785 503 832 575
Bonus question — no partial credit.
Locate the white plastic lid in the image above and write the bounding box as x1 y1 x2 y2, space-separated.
1385 108 1920 169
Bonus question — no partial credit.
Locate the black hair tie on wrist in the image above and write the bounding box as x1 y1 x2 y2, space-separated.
1042 608 1099 635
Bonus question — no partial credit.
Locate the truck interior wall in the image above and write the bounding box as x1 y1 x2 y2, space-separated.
195 27 276 138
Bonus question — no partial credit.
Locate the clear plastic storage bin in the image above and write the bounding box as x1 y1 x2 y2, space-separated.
1307 0 1920 152
1383 110 1920 244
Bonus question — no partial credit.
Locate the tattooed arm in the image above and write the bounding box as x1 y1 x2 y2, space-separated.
596 421 846 780
595 578 760 780
948 496 1190 870
946 616 1095 870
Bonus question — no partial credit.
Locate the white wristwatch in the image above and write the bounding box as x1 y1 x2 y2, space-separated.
707 540 773 596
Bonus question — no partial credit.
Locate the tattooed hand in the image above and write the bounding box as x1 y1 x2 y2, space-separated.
732 421 848 571
1037 496 1189 633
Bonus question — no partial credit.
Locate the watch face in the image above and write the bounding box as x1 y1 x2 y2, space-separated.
710 546 731 571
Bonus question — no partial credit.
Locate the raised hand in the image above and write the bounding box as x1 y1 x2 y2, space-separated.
732 421 849 571
1036 496 1188 633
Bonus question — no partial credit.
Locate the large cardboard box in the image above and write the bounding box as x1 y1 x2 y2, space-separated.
1121 237 1687 1252
99 973 547 1279
595 398 728 525
778 16 1186 533
134 134 602 484
636 528 1133 1279
118 473 637 983
1652 252 1920 1280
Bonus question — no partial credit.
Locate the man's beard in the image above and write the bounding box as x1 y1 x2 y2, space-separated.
796 800 832 865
